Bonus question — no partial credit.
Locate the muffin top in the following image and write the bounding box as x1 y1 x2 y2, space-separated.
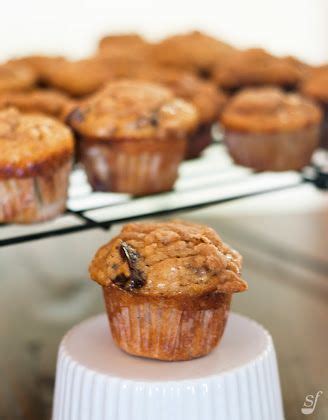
0 62 37 93
9 55 66 83
213 48 300 89
68 80 199 140
221 87 322 133
0 89 75 121
130 66 227 123
89 220 247 297
0 108 74 178
40 58 113 97
98 33 152 63
152 31 236 76
300 66 328 103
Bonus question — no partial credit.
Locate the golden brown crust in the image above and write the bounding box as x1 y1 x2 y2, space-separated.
128 66 227 123
300 66 328 103
0 108 74 178
0 62 37 93
8 55 66 83
89 220 247 296
221 87 322 133
68 80 199 140
0 89 76 121
98 33 152 64
152 31 236 75
40 58 114 97
213 48 301 89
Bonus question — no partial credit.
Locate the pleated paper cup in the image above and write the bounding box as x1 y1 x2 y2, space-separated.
0 159 72 223
103 284 231 361
80 136 186 196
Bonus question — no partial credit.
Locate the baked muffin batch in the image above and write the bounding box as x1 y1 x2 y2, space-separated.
0 30 326 223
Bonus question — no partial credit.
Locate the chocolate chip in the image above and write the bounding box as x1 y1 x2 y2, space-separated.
149 112 159 127
66 108 85 124
116 242 145 291
113 273 130 288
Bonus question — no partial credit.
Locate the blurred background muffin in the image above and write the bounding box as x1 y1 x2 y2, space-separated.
221 87 322 171
213 48 301 92
36 58 114 97
0 62 37 93
0 89 75 122
68 79 198 195
300 66 328 148
124 65 227 158
151 31 237 78
0 108 74 223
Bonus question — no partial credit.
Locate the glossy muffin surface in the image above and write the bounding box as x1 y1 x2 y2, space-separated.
89 220 247 296
0 108 74 178
68 80 199 140
222 87 322 133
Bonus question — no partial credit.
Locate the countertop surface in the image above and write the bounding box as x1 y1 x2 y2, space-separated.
0 189 327 419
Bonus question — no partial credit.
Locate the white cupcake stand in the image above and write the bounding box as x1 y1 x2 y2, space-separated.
52 312 284 420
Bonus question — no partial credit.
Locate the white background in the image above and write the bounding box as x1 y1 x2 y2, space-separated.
1 0 327 64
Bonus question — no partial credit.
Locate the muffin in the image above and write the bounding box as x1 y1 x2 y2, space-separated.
8 55 66 86
89 220 247 361
40 58 114 97
98 33 152 65
0 108 74 223
221 87 322 171
128 66 227 158
0 89 75 122
213 48 301 91
68 80 198 195
0 62 37 93
152 31 236 78
300 66 328 148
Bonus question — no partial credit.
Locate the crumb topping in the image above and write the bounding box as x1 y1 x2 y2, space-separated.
68 80 199 140
89 220 247 296
0 108 74 178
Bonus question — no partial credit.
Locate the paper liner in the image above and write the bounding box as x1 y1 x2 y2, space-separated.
81 136 186 196
103 285 231 361
224 124 320 171
185 123 213 159
0 159 72 223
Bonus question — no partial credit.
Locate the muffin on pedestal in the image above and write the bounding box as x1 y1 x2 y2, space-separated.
0 108 74 223
89 220 247 361
68 80 198 195
221 87 322 171
300 66 328 148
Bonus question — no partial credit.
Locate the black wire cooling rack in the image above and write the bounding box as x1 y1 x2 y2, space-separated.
1 144 327 247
